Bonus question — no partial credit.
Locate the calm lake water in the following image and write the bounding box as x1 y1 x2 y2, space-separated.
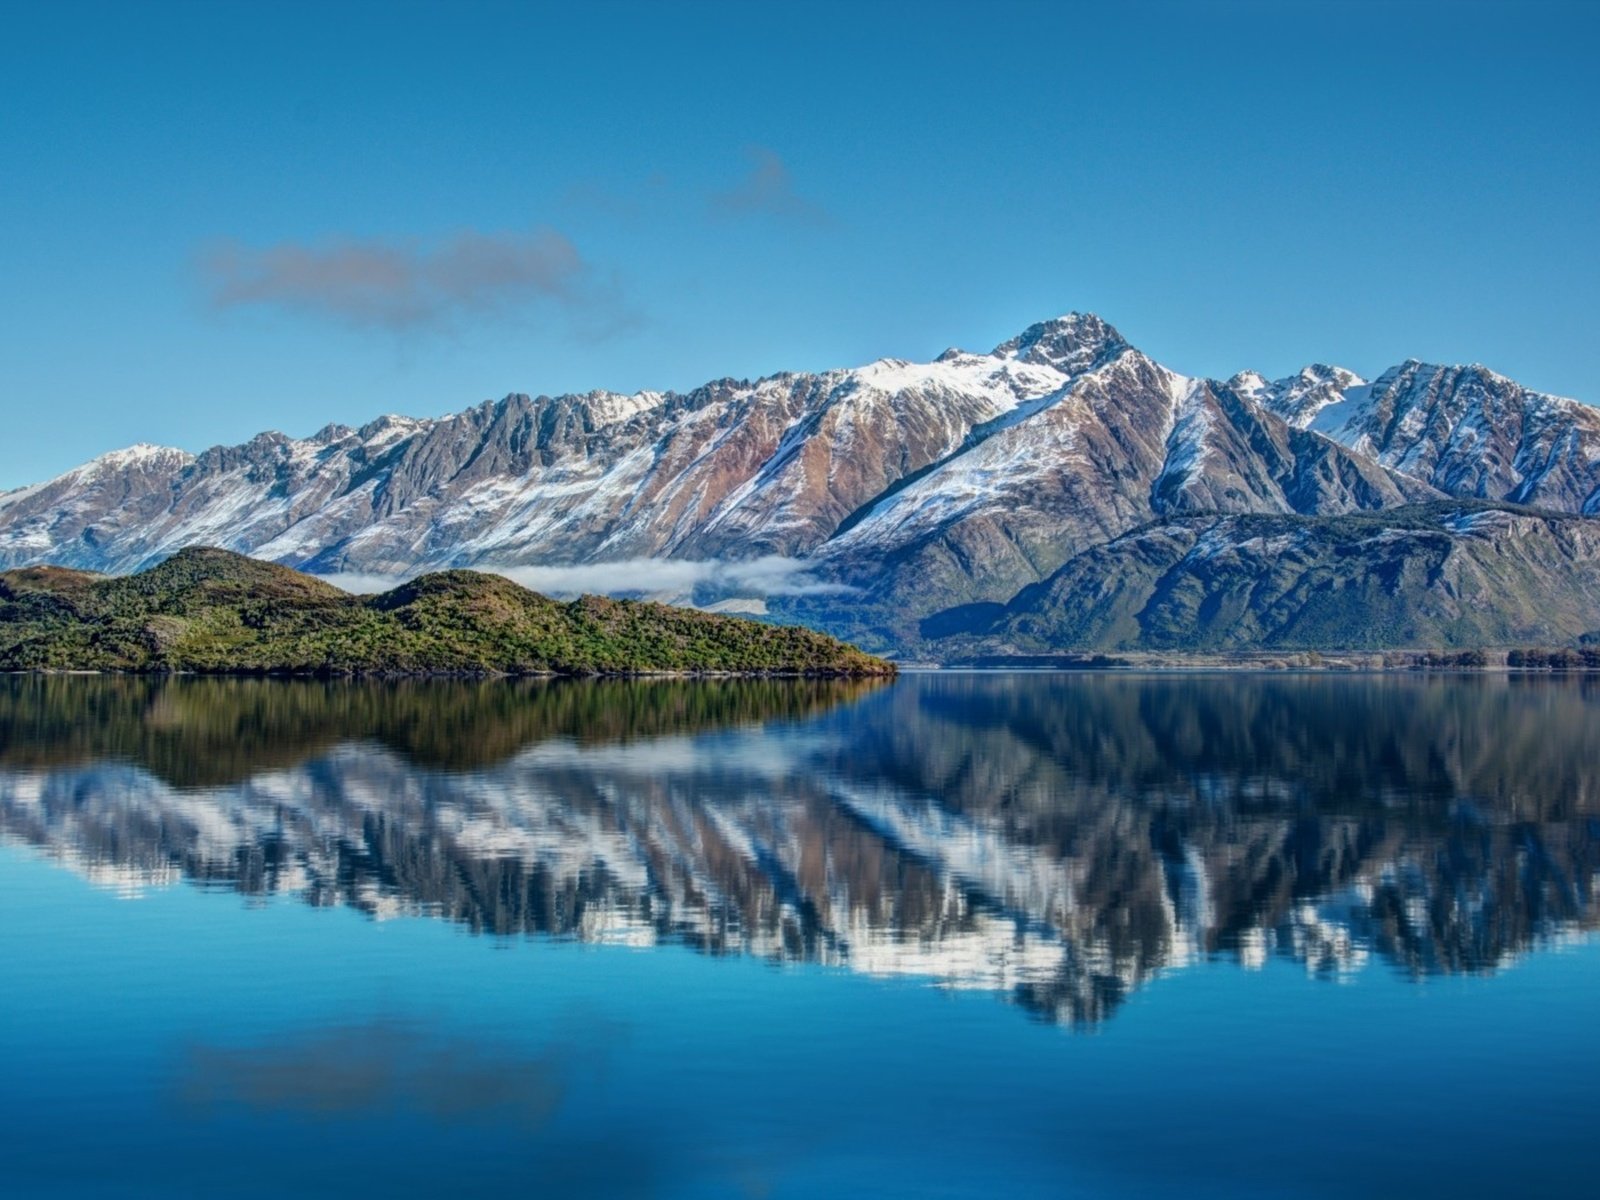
2 671 1598 1197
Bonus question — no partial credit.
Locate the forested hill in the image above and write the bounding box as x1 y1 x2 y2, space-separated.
0 548 893 677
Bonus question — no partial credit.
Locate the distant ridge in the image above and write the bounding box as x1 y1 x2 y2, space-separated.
923 502 1600 656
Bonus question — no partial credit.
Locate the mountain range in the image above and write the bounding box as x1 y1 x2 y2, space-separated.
5 313 1599 656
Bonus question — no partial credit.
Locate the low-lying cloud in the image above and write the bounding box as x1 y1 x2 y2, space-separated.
320 556 851 601
498 556 850 598
200 226 632 335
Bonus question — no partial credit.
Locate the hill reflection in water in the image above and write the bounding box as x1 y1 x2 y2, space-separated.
1 671 1596 1025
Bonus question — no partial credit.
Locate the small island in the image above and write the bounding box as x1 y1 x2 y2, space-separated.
0 547 895 677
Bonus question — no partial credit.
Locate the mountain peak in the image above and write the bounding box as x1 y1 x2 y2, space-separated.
1236 363 1366 429
82 443 192 469
992 312 1129 372
1297 363 1363 387
69 443 195 483
1369 360 1492 396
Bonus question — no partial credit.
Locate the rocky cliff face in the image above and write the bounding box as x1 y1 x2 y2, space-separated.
2 313 1596 654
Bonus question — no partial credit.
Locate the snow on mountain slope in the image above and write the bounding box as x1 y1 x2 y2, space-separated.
0 444 199 557
803 346 1421 632
821 348 1184 561
1293 361 1600 513
1 313 1595 650
1233 364 1366 428
0 314 1117 576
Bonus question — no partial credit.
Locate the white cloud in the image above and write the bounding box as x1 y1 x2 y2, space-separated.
317 556 850 601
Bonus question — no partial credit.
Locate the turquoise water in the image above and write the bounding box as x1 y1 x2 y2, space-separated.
2 673 1597 1197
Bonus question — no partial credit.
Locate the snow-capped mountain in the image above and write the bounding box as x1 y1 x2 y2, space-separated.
1290 361 1600 513
2 313 1596 654
0 316 1128 576
1227 363 1365 426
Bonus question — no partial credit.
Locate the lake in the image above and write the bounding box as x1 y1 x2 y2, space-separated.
2 671 1598 1197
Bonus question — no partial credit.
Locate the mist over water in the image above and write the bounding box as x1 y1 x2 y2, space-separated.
3 672 1598 1195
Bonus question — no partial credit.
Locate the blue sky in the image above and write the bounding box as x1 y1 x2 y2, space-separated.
2 0 1596 489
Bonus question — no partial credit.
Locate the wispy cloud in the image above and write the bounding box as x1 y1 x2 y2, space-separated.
199 226 636 336
496 556 851 598
320 556 852 601
710 147 832 227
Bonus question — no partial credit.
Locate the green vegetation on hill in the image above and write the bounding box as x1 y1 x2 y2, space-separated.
0 548 894 677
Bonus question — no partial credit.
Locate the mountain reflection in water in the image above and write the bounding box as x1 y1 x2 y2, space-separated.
1 672 1596 1025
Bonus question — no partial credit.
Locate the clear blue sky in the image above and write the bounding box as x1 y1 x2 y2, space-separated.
2 0 1596 489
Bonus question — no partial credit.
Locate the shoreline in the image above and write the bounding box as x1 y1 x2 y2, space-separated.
9 657 1600 678
899 648 1600 673
0 666 896 680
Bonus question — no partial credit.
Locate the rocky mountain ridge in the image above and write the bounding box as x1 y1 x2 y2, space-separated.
3 313 1596 655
